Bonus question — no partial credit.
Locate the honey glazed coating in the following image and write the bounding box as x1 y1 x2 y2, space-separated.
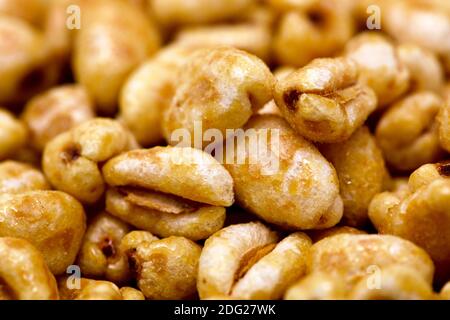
0 0 450 301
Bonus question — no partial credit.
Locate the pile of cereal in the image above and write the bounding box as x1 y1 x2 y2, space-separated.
0 0 450 300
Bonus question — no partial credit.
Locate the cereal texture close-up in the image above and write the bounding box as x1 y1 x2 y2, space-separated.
1 0 450 303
